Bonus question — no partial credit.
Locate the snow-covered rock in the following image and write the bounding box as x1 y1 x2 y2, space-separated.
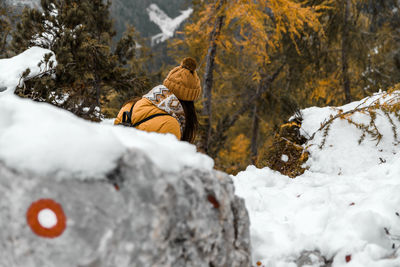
0 47 56 94
0 149 251 267
0 94 214 178
233 93 400 266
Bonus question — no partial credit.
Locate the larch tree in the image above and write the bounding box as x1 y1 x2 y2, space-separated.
207 0 329 159
171 0 400 173
255 0 400 175
201 0 226 154
173 0 330 168
172 0 230 153
293 0 400 107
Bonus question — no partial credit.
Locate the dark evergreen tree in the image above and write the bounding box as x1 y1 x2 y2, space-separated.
0 3 17 59
12 0 149 121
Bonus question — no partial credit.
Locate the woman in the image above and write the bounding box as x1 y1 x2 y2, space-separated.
114 57 201 144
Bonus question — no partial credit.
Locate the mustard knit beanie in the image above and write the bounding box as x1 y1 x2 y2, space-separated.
163 57 202 101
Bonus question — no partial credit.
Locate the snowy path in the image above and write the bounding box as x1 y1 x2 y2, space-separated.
234 166 400 266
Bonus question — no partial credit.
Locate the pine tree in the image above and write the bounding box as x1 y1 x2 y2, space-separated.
103 25 153 118
11 0 149 121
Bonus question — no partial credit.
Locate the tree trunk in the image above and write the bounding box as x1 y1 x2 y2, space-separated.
93 46 102 116
250 103 260 165
95 78 101 107
199 0 225 154
0 29 9 57
342 0 352 103
209 63 285 157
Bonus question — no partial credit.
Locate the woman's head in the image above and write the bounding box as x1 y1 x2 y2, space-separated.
164 57 201 144
163 58 202 101
179 100 198 144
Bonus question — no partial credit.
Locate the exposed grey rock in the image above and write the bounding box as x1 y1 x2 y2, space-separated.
296 250 330 267
0 87 7 92
0 149 251 267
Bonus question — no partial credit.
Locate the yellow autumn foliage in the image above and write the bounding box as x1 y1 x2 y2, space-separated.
167 0 397 175
217 134 250 175
309 73 343 105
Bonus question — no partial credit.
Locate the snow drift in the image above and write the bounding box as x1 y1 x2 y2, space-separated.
0 47 56 94
233 92 400 266
0 94 213 178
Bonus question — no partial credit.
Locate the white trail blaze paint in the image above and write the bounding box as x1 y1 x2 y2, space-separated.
38 208 58 228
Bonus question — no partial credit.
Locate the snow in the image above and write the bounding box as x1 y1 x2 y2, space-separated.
234 166 400 266
32 4 59 48
0 94 213 178
0 48 213 179
0 47 56 94
301 92 400 176
233 93 400 266
147 4 193 46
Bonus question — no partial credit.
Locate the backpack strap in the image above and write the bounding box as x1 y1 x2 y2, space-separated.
122 101 136 124
132 113 173 128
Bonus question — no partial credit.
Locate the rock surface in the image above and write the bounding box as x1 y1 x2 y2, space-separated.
0 149 251 267
296 250 331 267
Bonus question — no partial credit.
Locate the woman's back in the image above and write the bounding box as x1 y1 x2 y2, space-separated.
115 95 181 140
114 57 201 143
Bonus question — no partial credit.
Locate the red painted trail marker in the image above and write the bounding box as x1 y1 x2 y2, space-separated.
207 195 220 209
26 199 67 238
345 254 352 263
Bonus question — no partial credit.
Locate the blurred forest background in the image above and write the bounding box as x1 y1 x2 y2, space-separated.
1 0 400 174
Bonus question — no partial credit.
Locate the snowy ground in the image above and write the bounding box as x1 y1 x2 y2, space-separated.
233 94 400 266
2 47 400 266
